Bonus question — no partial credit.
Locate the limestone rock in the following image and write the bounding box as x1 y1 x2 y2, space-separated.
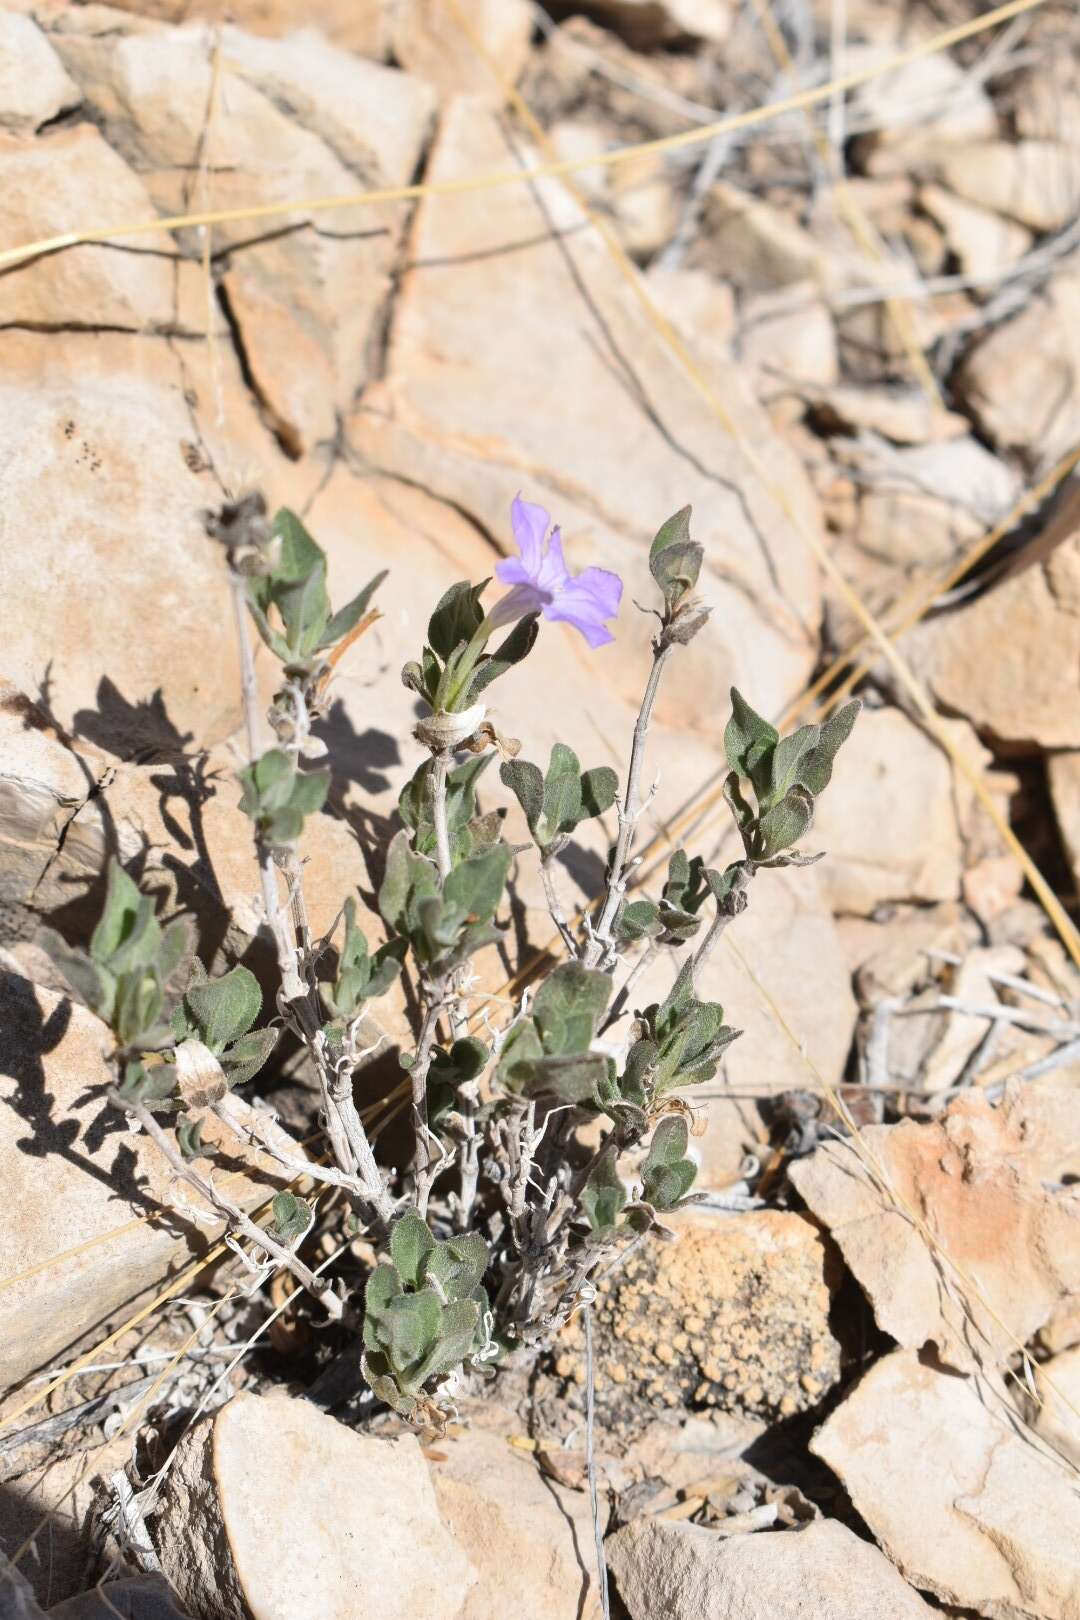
696 182 829 290
354 96 823 747
52 23 433 412
431 1428 604 1620
739 282 838 394
904 485 1080 749
0 12 80 132
0 1434 136 1609
391 0 533 99
958 270 1080 468
0 333 249 758
847 436 1020 568
790 1086 1080 1373
853 49 996 176
941 139 1080 232
98 0 395 56
607 1514 938 1619
919 184 1032 277
555 1216 841 1438
812 1349 1080 1619
0 972 310 1388
808 383 968 445
47 1578 192 1618
809 706 963 913
0 124 210 334
154 1392 475 1620
1032 1345 1080 1468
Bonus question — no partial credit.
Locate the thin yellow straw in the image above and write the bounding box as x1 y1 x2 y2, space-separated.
0 0 1047 273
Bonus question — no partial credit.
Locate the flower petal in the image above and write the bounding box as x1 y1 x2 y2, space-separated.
543 597 616 647
570 565 623 619
494 556 532 586
510 495 550 574
536 527 572 592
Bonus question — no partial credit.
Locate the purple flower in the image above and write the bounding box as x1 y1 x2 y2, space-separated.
490 496 623 649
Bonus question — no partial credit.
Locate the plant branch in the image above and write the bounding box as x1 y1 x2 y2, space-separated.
692 860 754 992
541 853 578 957
111 1090 342 1319
585 642 674 969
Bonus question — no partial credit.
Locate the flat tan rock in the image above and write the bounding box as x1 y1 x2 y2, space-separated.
904 486 1080 749
941 139 1080 232
810 706 963 913
919 184 1032 277
958 270 1080 468
790 1086 1080 1373
1033 1345 1080 1468
1049 751 1080 896
392 0 533 98
0 11 80 132
431 1427 604 1620
607 1513 938 1619
154 1392 475 1620
812 1349 1080 1619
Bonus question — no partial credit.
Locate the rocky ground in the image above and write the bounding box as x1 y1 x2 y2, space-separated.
0 0 1078 1616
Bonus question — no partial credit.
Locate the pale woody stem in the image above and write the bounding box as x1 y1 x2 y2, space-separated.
585 643 674 969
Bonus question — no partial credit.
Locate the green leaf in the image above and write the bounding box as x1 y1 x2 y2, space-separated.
643 1115 689 1172
724 688 779 790
378 830 438 934
580 765 618 820
649 506 702 610
277 556 330 656
158 916 196 992
114 969 164 1045
427 580 487 661
792 700 860 797
316 569 387 650
390 1211 436 1289
521 1051 612 1104
415 1298 483 1383
273 507 325 582
642 1158 696 1211
468 613 539 699
176 1116 205 1159
220 1025 278 1087
422 1232 488 1302
753 785 814 860
443 843 511 926
37 928 112 1018
500 758 545 839
386 1290 443 1382
542 743 583 835
89 859 144 965
182 964 262 1053
271 1191 313 1244
614 898 662 943
533 962 612 1055
364 1263 403 1337
495 1018 544 1090
581 1145 627 1234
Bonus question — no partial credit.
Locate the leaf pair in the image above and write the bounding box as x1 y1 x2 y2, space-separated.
361 1213 490 1416
319 898 405 1022
172 960 277 1088
246 508 386 671
238 747 329 847
622 958 740 1110
401 579 537 716
379 830 510 974
614 848 717 947
497 962 614 1105
581 1116 697 1239
500 744 617 856
650 507 709 642
723 689 859 864
38 859 194 1047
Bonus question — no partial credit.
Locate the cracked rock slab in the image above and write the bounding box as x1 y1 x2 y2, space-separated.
812 1349 1080 1620
154 1392 476 1620
0 11 80 133
790 1086 1080 1373
606 1514 938 1619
